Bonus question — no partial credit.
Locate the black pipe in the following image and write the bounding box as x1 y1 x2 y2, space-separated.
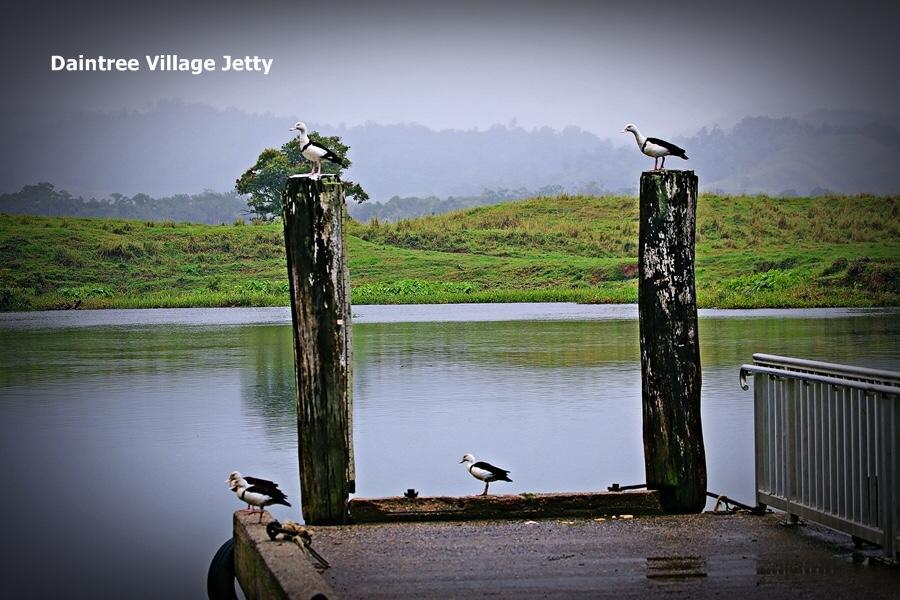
607 483 647 492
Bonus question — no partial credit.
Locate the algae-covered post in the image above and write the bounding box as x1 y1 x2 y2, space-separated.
282 176 354 525
638 170 706 513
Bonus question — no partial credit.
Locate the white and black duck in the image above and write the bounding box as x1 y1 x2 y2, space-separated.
289 121 348 176
622 123 688 170
227 471 291 522
459 453 512 496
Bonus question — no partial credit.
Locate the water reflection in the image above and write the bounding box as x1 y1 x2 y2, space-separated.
236 325 296 448
0 307 896 598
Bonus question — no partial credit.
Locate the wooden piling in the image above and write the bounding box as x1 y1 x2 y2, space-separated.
282 176 354 525
638 170 706 513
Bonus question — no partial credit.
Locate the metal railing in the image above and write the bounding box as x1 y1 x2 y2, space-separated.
740 353 899 560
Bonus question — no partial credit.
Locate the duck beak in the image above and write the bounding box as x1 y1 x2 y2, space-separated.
459 459 465 463
621 129 627 133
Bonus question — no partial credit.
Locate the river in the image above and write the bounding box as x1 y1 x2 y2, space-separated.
1 304 897 598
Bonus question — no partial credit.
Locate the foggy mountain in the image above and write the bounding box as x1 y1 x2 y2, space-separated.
2 101 899 201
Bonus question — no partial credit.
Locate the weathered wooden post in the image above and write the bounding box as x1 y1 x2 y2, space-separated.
638 170 706 513
282 175 354 524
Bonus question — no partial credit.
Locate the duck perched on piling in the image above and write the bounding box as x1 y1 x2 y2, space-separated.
622 124 688 170
289 121 348 177
459 454 512 496
227 471 291 522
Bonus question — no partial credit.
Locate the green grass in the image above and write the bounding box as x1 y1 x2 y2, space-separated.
1 193 897 311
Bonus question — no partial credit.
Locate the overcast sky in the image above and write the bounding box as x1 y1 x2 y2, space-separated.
3 0 898 139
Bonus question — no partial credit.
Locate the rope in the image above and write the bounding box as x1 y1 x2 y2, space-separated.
266 520 331 571
705 491 769 515
713 495 732 513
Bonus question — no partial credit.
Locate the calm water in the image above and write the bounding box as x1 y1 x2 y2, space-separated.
0 304 897 599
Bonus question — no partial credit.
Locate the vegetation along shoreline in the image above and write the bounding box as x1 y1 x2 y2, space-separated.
1 193 896 311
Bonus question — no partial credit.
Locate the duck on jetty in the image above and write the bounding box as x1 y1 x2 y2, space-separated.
289 121 348 177
460 454 512 496
227 471 291 522
622 124 688 170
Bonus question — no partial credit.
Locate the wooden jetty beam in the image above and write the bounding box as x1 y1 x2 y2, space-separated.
638 170 707 513
233 511 336 600
282 176 354 525
349 490 664 523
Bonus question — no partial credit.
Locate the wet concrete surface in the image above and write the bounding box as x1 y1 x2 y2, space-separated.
305 512 899 599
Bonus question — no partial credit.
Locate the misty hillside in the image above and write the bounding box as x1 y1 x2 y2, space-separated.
2 102 899 200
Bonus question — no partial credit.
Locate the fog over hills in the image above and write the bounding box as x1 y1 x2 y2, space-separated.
3 102 899 201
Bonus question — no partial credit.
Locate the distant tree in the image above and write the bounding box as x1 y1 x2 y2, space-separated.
535 184 564 197
0 183 249 223
235 132 369 220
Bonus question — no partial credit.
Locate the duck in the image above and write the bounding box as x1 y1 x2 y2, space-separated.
622 124 688 170
459 453 512 496
226 471 291 522
288 121 348 176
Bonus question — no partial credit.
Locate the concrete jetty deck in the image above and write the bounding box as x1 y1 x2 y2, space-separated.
235 510 900 599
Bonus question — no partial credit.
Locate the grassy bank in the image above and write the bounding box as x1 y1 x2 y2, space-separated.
1 194 897 310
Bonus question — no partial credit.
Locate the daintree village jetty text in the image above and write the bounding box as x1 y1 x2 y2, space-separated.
50 55 273 75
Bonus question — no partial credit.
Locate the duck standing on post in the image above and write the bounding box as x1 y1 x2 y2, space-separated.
459 453 512 496
289 121 349 177
622 124 688 170
227 471 292 523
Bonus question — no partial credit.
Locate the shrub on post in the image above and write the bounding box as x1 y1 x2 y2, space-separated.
638 170 706 513
282 176 354 525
